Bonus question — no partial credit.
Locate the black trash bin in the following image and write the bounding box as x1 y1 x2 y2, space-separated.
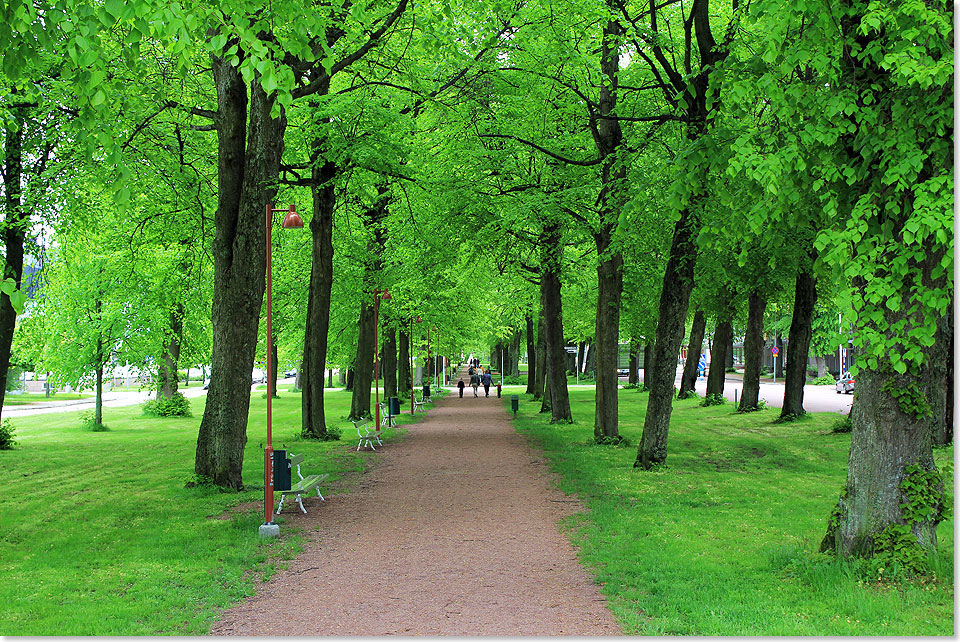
422 384 431 400
388 396 401 416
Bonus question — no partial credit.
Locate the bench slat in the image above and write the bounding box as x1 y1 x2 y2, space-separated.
282 473 329 494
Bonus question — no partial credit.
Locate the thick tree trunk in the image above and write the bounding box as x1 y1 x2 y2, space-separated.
781 268 817 419
398 328 410 396
0 108 28 418
524 313 536 394
540 223 571 422
533 311 546 401
643 343 654 389
937 298 953 446
628 338 639 385
739 290 766 412
635 206 699 468
590 10 626 442
820 312 949 556
383 326 398 398
679 309 706 398
195 62 284 489
301 132 337 438
706 319 732 397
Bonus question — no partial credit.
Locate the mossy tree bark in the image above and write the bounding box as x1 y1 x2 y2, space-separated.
398 328 410 396
157 306 183 400
642 343 654 390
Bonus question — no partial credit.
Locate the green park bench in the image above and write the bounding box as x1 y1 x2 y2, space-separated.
275 453 329 515
351 418 382 451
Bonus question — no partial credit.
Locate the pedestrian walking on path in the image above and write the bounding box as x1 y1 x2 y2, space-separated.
457 379 465 397
209 392 620 636
470 371 480 397
481 370 492 397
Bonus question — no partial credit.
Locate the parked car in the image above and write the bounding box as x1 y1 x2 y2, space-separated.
836 373 854 394
617 368 629 376
284 369 298 378
251 368 266 384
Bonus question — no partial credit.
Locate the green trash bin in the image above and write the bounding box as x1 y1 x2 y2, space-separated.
388 396 401 416
510 395 519 417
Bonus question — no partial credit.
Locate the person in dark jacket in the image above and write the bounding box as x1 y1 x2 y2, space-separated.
457 379 465 398
481 370 492 397
470 372 481 397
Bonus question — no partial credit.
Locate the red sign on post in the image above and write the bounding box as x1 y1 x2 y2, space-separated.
771 346 780 356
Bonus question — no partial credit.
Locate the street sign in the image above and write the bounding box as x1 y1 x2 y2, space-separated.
771 346 780 356
564 347 578 354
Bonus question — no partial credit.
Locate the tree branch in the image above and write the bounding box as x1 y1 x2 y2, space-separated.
479 134 601 167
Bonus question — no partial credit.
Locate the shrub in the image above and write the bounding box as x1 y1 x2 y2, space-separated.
831 413 852 433
142 392 192 417
501 375 524 385
813 375 837 386
0 419 16 449
80 410 109 431
700 393 726 407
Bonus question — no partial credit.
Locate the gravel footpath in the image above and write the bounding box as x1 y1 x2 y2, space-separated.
209 386 620 636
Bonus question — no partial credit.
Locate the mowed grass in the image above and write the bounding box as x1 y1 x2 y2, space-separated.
508 386 954 636
0 387 416 635
3 392 92 405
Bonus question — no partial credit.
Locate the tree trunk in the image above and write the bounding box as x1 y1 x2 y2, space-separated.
533 310 546 401
706 319 732 397
540 222 571 422
270 333 279 398
781 267 817 419
398 328 410 396
628 338 639 385
300 122 338 437
643 342 654 390
937 297 953 446
524 313 536 394
509 330 522 377
345 367 354 391
383 326 398 398
739 290 766 412
349 303 375 420
820 311 949 556
679 309 706 398
635 205 699 468
814 355 828 377
95 365 103 426
0 107 28 418
195 62 284 490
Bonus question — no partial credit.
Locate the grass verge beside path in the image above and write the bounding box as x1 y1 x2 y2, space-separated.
3 392 92 405
0 388 418 635
507 386 954 636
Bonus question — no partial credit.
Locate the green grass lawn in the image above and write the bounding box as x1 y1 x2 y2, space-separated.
507 386 954 635
0 389 419 635
3 392 92 405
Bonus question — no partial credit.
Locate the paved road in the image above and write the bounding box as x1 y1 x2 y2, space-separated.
621 368 853 414
2 385 210 417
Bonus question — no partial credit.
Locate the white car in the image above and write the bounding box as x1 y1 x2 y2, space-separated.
836 373 854 394
251 368 266 384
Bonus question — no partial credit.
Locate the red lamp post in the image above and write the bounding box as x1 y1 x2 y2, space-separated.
373 288 391 436
262 203 303 537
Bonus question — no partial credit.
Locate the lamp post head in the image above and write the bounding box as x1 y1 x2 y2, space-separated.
281 205 304 229
381 289 392 301
415 316 422 323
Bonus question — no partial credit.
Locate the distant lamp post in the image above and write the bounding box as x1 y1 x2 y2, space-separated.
260 203 303 539
410 316 421 413
373 288 391 437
